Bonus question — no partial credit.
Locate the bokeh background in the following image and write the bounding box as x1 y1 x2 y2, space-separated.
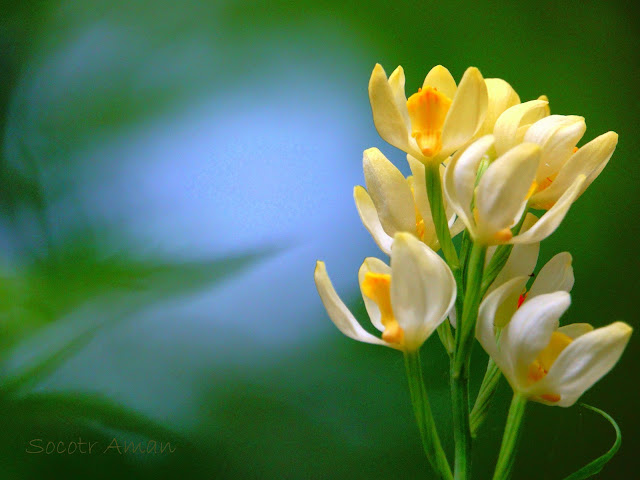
0 0 638 478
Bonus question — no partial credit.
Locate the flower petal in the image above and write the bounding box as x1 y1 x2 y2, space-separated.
527 252 574 299
314 261 392 347
482 275 530 330
444 135 495 235
501 291 571 389
358 257 391 332
390 233 456 351
511 175 585 244
423 65 457 99
476 78 521 136
538 322 632 407
363 148 416 236
407 155 433 223
494 100 549 156
440 67 488 155
368 64 416 155
475 143 540 243
557 323 594 339
354 186 393 255
389 66 411 130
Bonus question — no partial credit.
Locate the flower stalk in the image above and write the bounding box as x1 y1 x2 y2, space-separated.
404 350 454 480
470 357 502 437
492 393 528 480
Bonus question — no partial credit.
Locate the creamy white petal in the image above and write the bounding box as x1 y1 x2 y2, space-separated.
537 322 632 407
423 65 457 99
407 155 433 223
527 252 574 299
440 67 488 155
358 257 392 332
511 175 585 244
354 186 393 255
531 132 618 208
557 323 594 339
390 233 456 351
444 135 495 234
368 64 416 154
363 148 416 236
477 281 516 377
475 143 540 242
501 292 571 388
314 261 392 347
494 100 549 156
389 66 411 130
482 276 530 330
477 78 521 136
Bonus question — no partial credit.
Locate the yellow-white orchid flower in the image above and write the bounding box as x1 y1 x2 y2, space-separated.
473 78 521 138
314 233 456 352
477 291 632 406
368 64 488 164
444 134 585 245
521 115 618 210
354 148 461 255
493 98 551 157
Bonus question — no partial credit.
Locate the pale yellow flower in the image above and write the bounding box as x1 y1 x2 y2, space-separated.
354 148 461 254
477 291 632 406
368 64 488 164
314 233 456 352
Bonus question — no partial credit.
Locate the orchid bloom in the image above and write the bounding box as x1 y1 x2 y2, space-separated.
314 233 456 352
354 148 461 255
477 291 632 406
443 134 585 245
368 64 488 164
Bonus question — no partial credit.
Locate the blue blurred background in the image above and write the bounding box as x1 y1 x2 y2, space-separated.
0 0 638 478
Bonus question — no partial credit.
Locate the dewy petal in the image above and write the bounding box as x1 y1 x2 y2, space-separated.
538 322 632 407
475 143 540 243
501 292 571 389
530 131 618 208
369 64 415 154
557 323 594 339
494 100 549 156
486 213 540 295
363 148 416 236
527 252 574 299
511 175 586 244
440 67 488 156
314 261 393 348
476 78 521 136
444 135 495 235
390 233 456 351
423 65 457 100
358 257 392 332
354 186 393 255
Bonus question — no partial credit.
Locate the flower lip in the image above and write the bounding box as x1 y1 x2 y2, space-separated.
407 87 452 157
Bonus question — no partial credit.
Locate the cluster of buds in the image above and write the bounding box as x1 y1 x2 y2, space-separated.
314 64 631 480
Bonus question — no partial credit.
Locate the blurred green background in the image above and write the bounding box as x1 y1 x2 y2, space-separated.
0 0 637 478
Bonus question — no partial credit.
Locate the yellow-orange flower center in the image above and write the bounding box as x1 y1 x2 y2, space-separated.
361 272 404 345
527 331 573 403
406 86 452 157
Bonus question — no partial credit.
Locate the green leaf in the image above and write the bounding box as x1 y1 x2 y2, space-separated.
562 403 621 480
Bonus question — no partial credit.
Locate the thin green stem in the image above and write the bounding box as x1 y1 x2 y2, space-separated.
450 362 471 480
492 393 528 480
469 358 502 437
404 350 454 480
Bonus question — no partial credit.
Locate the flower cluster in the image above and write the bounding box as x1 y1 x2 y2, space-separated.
314 63 631 479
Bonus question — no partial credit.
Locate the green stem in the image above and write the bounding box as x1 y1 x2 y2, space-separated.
492 393 527 480
469 358 502 437
450 362 471 480
404 350 454 480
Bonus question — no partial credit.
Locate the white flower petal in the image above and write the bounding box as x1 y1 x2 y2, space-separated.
314 261 392 347
390 233 456 350
482 275 530 330
423 65 457 99
527 252 574 299
494 100 549 156
477 78 521 136
557 323 594 339
363 148 416 236
511 175 585 244
475 143 540 242
354 186 393 255
538 322 632 407
440 67 488 155
358 257 391 332
501 292 571 389
444 135 495 235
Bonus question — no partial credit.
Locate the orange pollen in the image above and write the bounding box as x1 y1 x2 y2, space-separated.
406 86 452 157
361 272 404 345
573 146 579 153
517 292 528 309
